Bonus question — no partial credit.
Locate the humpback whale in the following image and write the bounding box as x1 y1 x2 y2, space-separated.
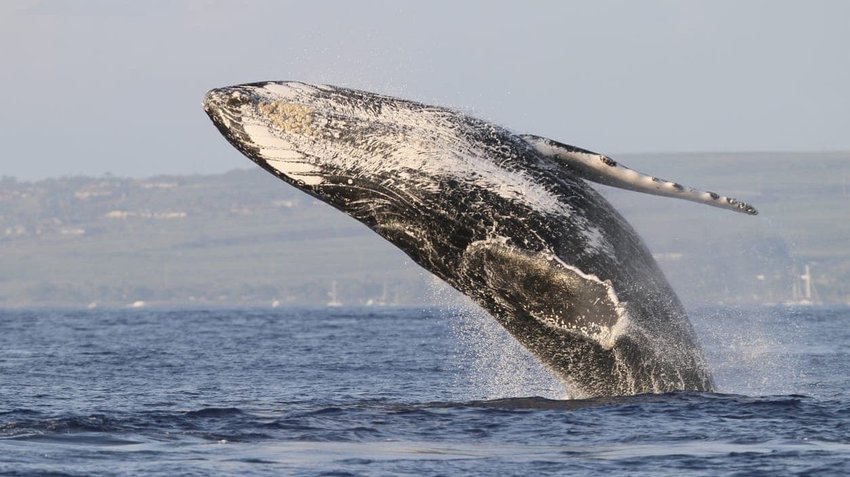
203 81 757 397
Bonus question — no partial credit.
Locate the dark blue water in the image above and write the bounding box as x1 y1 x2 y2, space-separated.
2 305 849 476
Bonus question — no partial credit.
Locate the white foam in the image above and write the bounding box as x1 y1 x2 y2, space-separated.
581 225 612 256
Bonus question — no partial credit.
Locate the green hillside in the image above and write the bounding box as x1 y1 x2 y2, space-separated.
1 151 848 308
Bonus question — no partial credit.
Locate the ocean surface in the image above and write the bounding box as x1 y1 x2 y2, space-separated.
1 305 849 476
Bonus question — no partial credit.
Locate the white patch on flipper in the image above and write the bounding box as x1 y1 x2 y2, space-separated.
523 135 758 216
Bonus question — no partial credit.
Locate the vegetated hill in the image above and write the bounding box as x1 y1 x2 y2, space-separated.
0 169 429 308
1 152 848 308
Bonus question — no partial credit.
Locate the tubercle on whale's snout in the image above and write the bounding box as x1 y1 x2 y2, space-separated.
203 87 248 114
204 86 320 138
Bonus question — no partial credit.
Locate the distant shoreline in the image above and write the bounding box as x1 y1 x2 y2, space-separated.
2 154 849 307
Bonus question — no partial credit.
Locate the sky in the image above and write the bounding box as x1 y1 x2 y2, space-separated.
1 0 848 180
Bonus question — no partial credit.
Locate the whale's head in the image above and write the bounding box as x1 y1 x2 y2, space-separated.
203 82 568 218
204 82 357 188
205 82 475 195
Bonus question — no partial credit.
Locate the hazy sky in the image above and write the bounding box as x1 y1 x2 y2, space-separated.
1 0 848 180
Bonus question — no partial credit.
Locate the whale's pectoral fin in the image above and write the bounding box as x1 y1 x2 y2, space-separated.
461 241 623 345
521 134 758 216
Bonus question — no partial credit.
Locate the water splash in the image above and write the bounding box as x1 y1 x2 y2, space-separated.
691 306 804 396
428 278 568 400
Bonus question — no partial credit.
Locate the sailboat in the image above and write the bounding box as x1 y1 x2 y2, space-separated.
365 281 392 307
326 280 343 307
786 264 820 306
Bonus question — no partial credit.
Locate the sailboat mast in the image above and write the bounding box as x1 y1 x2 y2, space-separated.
803 265 812 301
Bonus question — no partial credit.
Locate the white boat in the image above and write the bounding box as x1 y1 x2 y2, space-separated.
785 264 820 306
327 281 343 307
